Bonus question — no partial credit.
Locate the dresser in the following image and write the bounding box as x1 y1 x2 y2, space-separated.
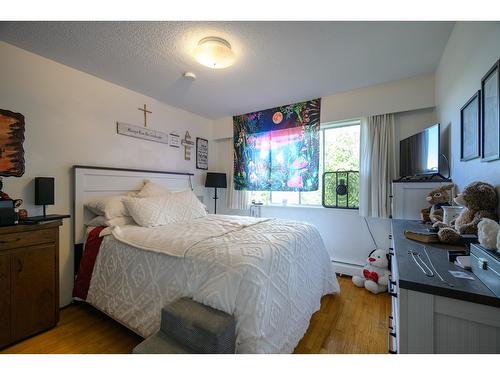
389 219 500 353
0 220 62 349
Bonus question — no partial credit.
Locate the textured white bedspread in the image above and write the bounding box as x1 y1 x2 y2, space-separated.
86 215 339 353
111 215 271 257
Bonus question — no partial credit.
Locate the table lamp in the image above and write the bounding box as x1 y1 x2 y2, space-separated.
205 172 227 214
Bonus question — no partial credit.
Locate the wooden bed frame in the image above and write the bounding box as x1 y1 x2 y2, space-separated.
72 165 194 274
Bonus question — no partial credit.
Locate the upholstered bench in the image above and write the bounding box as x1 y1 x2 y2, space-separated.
132 331 195 354
133 298 236 354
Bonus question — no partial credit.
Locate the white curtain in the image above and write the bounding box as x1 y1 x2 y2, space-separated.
223 138 250 210
359 114 397 218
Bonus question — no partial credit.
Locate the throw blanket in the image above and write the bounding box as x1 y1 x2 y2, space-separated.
73 226 106 300
83 216 339 353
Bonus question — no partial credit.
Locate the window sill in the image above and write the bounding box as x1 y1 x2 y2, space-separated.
255 203 359 211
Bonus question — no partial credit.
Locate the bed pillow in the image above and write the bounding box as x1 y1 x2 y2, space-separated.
123 190 207 227
85 195 129 219
87 215 136 227
137 180 170 197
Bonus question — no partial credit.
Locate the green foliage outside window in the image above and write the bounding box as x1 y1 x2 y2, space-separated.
249 121 360 207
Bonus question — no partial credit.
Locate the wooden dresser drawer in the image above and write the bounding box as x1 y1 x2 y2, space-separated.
0 228 56 251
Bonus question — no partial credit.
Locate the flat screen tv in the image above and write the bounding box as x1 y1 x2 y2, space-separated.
399 123 440 177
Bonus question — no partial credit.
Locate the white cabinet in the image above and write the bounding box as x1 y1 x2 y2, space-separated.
389 220 500 354
391 181 454 220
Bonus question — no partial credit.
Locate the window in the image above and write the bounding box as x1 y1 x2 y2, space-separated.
250 119 360 206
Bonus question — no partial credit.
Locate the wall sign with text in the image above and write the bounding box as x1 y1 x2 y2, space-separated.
196 137 208 170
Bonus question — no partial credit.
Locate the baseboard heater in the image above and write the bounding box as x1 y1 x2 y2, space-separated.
331 259 363 276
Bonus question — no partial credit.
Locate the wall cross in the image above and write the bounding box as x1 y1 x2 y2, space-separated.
138 104 152 127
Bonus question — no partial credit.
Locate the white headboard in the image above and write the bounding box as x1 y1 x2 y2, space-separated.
73 165 193 245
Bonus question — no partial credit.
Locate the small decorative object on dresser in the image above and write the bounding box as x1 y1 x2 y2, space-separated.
196 137 208 170
434 181 498 244
420 183 454 224
0 220 64 349
481 59 500 162
477 218 500 252
460 90 481 161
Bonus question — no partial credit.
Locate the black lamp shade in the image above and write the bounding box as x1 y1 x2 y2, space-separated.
35 177 55 205
205 172 227 188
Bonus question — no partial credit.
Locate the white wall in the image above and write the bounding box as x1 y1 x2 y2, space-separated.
212 73 436 139
0 41 213 307
210 76 437 270
436 22 500 195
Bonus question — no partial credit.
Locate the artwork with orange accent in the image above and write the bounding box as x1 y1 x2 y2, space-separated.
233 98 321 191
0 109 25 177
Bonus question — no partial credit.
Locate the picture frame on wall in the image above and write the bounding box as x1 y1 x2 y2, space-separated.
481 59 500 162
0 109 25 177
460 90 480 161
196 137 208 170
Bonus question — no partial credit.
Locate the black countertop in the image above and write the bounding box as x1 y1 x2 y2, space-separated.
391 219 500 308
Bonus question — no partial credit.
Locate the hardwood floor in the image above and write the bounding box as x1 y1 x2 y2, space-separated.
294 276 391 353
1 276 390 354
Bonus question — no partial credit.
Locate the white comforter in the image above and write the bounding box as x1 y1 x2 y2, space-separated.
86 215 339 353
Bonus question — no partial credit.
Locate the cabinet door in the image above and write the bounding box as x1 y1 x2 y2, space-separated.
11 244 56 341
0 252 11 347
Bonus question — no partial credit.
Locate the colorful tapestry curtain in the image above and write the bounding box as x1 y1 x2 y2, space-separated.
233 98 321 191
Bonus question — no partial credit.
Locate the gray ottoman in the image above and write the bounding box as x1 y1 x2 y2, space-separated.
133 298 236 354
132 331 194 354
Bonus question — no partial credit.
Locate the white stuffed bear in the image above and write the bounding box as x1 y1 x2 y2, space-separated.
498 230 500 255
478 218 500 254
352 249 391 294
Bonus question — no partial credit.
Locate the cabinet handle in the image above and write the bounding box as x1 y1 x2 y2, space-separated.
17 258 23 273
388 317 397 354
388 278 398 298
0 237 21 244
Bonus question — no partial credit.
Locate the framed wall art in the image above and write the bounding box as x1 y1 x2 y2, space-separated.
460 90 480 161
481 59 500 162
169 132 180 148
0 109 25 177
196 137 208 170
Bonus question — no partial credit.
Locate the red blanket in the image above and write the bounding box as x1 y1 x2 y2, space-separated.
73 226 105 300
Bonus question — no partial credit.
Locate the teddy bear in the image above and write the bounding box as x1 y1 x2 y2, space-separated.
352 248 391 294
478 218 500 254
420 183 454 224
434 181 498 244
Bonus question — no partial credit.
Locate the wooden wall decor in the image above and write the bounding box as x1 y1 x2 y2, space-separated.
0 109 25 177
181 131 194 160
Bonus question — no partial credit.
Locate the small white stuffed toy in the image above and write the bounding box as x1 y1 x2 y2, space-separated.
498 230 500 255
478 218 500 254
352 249 391 294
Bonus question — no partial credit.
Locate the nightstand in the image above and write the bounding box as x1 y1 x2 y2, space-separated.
0 220 64 348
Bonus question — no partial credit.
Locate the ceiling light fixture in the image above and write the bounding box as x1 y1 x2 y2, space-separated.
193 37 235 69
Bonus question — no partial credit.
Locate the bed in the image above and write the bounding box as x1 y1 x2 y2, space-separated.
73 166 340 353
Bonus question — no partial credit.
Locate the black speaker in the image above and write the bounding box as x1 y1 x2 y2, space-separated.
35 177 54 217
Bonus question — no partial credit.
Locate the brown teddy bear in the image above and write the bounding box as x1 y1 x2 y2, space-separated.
420 183 454 224
434 181 498 243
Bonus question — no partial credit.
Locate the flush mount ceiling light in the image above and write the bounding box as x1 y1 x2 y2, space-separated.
193 37 235 69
